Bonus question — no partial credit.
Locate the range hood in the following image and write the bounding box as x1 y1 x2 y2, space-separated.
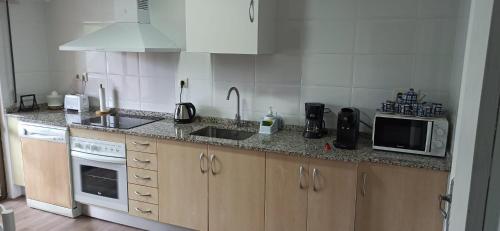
59 0 180 52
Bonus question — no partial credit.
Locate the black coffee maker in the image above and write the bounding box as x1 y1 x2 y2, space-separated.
334 108 360 149
303 103 326 139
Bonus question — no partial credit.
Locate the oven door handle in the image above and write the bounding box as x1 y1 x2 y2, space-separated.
71 151 126 165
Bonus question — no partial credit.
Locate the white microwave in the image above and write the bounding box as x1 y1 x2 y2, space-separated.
372 113 448 157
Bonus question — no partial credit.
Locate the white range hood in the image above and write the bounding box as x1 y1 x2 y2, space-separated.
59 0 180 53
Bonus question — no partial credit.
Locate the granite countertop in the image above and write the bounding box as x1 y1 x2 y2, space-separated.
7 109 451 171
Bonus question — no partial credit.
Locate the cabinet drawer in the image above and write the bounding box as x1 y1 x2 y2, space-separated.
127 151 157 171
128 167 158 188
126 136 157 153
128 184 158 204
129 200 158 221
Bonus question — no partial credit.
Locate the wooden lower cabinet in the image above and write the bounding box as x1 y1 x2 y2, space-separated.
157 140 209 231
265 153 357 231
21 138 73 208
355 163 448 231
307 159 358 231
265 153 308 231
209 146 266 231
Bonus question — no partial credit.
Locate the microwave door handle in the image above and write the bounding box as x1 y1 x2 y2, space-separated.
425 121 433 152
71 151 126 165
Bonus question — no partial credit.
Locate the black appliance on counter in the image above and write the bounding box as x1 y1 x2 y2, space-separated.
303 103 327 139
334 107 360 149
174 102 197 124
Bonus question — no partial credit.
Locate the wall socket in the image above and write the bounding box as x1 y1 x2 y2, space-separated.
179 79 188 88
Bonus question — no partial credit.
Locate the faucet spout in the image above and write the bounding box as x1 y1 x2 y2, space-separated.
226 87 241 126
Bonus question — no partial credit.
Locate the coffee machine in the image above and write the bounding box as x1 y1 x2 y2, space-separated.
334 107 360 149
303 103 326 139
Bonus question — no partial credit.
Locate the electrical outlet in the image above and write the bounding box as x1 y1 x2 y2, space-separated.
179 79 188 88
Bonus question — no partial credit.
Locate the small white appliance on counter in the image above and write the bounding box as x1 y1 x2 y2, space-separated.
70 137 128 212
372 113 449 157
18 122 81 217
64 94 89 112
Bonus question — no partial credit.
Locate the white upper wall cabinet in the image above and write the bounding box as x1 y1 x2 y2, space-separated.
186 0 276 54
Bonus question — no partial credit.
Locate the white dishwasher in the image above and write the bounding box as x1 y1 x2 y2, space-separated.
18 122 81 217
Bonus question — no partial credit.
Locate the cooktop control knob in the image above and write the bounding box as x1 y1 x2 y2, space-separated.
433 140 444 148
436 128 445 136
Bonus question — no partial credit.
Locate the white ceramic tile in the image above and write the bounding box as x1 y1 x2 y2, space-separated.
177 52 212 80
125 53 139 76
358 0 417 18
351 87 394 120
302 20 356 53
86 51 107 73
106 52 139 76
107 74 140 105
413 55 452 91
253 84 300 115
301 54 353 87
184 79 213 116
353 55 413 89
276 21 302 53
212 55 255 83
301 86 352 128
418 0 458 18
419 90 449 106
139 53 179 78
15 72 52 103
355 20 417 54
416 19 456 55
140 75 176 113
288 0 358 20
212 81 254 120
255 54 301 85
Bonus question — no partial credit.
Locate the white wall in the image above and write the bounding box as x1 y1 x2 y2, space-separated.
79 0 461 129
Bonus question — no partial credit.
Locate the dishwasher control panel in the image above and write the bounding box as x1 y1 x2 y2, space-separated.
70 137 125 158
19 122 68 144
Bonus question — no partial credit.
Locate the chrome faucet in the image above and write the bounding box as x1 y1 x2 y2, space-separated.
226 87 241 126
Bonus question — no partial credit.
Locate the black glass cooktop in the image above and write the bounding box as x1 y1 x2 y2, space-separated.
76 115 162 129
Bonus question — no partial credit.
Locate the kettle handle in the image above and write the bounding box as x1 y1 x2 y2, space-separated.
187 103 196 119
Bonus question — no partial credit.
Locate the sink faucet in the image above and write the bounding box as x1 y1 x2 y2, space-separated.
226 86 241 127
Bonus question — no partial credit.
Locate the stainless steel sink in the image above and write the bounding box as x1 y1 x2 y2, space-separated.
190 126 255 141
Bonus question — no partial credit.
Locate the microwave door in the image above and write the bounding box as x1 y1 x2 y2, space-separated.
374 117 428 151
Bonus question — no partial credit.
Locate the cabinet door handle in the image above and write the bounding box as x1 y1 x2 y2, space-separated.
249 0 255 23
199 153 208 173
134 191 152 197
439 194 452 219
132 141 150 146
135 207 152 214
299 165 306 189
134 174 151 180
312 168 319 192
361 172 368 197
210 154 217 175
133 158 151 164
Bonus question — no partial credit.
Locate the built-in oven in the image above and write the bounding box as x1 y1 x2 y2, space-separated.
70 137 128 212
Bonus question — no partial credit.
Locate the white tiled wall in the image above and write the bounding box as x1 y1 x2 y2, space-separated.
82 0 460 129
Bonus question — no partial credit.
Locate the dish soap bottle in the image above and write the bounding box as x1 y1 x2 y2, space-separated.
259 107 279 134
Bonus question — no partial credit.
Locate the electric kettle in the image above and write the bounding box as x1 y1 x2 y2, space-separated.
174 103 196 124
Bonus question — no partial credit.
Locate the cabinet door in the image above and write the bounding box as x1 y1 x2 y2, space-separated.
8 117 24 186
21 138 72 208
185 0 215 52
265 153 308 231
209 146 265 231
157 140 208 231
307 159 358 231
355 163 448 231
209 0 259 54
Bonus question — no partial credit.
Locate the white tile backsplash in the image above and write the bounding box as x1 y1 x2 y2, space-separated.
74 0 459 129
353 55 413 89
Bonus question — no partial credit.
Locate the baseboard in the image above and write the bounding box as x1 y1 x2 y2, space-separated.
26 199 81 218
82 204 189 231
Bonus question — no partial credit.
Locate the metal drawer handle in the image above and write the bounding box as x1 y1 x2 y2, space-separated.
133 158 151 164
200 153 208 173
210 154 217 175
249 0 255 22
131 141 150 146
299 165 306 189
312 168 319 192
134 191 152 197
134 174 152 180
135 207 152 214
361 172 368 197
